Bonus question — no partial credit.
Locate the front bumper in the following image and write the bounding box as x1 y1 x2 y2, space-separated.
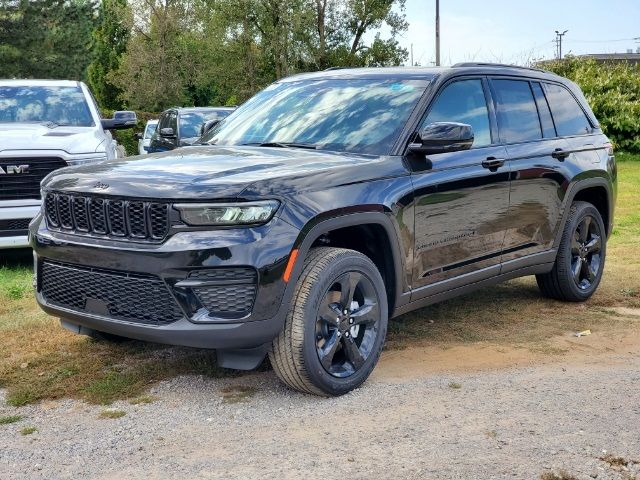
31 214 300 350
0 203 40 249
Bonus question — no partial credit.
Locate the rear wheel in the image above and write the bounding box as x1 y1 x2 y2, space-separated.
536 201 606 302
269 247 388 396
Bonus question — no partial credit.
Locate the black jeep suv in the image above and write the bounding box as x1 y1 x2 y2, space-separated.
31 64 616 396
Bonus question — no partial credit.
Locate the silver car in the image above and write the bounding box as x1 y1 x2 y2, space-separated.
137 119 158 155
0 79 136 248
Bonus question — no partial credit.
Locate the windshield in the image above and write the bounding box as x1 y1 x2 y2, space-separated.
179 110 232 139
144 121 158 139
201 78 429 155
0 86 94 126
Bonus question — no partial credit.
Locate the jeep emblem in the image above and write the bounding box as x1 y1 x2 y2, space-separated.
93 181 109 190
0 165 30 174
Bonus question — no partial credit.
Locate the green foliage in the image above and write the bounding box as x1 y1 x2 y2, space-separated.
542 57 640 152
112 0 409 112
107 110 159 156
87 0 130 109
0 0 98 80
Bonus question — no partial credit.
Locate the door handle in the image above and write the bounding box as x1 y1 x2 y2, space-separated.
482 157 505 170
551 148 571 160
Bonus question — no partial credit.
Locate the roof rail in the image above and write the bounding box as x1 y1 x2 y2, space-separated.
324 66 348 71
451 62 546 73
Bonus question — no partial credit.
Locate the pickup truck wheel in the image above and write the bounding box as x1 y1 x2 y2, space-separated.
269 247 388 396
536 201 606 302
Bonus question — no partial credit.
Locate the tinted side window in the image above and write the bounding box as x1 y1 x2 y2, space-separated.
158 112 170 130
544 83 592 136
531 82 556 138
492 79 541 143
168 112 178 132
422 79 491 148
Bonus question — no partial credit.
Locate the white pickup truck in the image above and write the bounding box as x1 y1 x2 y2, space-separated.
0 79 136 248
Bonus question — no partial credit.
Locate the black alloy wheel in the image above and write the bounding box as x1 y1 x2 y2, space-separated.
315 270 382 378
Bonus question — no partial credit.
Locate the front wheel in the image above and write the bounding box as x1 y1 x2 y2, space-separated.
536 201 607 302
269 247 388 396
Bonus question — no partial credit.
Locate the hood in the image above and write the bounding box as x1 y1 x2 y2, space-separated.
0 123 105 155
42 145 406 199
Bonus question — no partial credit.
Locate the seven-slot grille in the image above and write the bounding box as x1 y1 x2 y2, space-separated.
0 157 67 201
40 260 183 326
45 193 169 241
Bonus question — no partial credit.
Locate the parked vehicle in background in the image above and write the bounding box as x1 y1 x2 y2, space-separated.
148 107 235 153
136 119 158 155
0 79 136 248
31 65 615 396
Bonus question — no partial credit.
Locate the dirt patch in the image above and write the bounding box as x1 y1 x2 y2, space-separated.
374 322 640 381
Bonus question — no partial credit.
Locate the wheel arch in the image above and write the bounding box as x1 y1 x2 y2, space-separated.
554 177 613 249
285 211 406 318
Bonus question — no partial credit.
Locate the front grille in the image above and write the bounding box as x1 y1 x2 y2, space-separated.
0 157 67 200
0 218 31 237
45 193 169 241
189 268 257 318
0 218 31 230
40 261 183 326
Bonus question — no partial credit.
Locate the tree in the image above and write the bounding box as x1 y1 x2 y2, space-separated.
112 0 199 110
0 0 98 80
87 0 130 110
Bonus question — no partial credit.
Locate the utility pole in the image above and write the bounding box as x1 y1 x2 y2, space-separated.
411 43 414 66
435 0 441 66
555 30 568 59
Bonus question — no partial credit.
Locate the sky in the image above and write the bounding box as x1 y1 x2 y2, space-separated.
390 0 640 66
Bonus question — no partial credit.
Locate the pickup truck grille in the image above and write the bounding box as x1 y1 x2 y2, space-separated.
40 260 183 326
0 157 67 200
44 193 170 241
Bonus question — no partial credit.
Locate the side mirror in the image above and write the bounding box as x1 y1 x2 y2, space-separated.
160 127 176 138
101 111 137 130
134 132 143 140
200 119 220 136
408 122 474 155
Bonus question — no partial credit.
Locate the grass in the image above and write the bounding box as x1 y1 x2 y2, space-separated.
540 471 578 480
448 382 462 389
0 158 639 406
128 395 159 405
220 385 257 404
99 409 126 419
20 426 37 435
0 415 22 425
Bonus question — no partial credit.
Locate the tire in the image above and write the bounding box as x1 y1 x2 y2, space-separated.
536 201 606 302
269 247 388 396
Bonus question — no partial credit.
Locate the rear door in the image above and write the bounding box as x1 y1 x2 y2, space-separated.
489 78 567 268
410 77 510 296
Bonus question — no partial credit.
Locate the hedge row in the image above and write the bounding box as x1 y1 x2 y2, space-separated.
541 57 640 152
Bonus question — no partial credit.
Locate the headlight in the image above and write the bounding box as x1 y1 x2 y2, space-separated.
174 201 280 226
66 154 108 165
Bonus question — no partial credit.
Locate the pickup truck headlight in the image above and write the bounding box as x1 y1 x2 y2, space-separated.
66 154 108 165
174 201 280 226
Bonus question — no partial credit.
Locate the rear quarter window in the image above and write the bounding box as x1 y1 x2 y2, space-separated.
543 83 592 137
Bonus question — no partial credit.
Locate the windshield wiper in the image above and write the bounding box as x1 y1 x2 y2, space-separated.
244 141 318 150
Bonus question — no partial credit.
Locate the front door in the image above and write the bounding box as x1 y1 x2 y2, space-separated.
410 77 511 297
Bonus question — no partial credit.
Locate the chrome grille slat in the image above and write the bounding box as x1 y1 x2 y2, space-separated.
44 193 169 242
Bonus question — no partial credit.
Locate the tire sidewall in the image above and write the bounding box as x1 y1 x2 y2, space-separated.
300 254 388 395
558 203 607 300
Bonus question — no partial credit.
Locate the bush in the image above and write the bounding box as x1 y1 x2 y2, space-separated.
541 57 640 153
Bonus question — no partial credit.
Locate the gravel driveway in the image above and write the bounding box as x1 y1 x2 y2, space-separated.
2 347 639 480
